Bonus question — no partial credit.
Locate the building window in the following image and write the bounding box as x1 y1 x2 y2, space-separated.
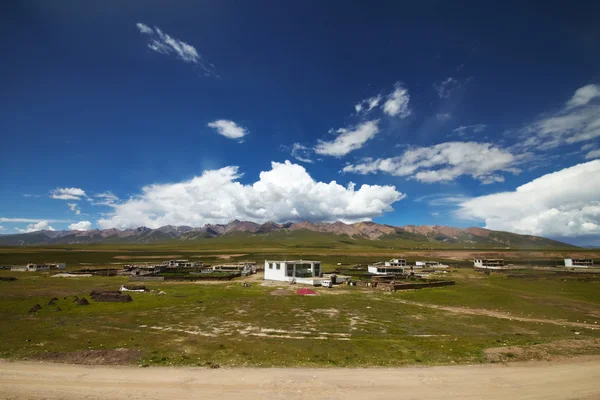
276 264 280 270
269 263 273 269
314 263 321 276
286 263 294 277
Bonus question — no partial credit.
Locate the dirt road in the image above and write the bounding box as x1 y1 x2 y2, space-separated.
1 358 599 400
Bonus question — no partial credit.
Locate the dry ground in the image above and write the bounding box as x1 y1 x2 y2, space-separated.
1 357 599 400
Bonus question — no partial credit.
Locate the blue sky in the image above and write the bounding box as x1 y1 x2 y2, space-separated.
1 1 599 245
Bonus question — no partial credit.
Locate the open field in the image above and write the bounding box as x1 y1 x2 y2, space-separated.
0 244 599 369
2 357 600 400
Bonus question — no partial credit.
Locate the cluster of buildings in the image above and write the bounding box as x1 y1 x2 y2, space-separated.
10 263 66 272
122 259 257 276
367 258 448 276
473 257 595 270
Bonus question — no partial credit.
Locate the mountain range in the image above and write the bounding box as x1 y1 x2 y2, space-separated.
0 220 575 248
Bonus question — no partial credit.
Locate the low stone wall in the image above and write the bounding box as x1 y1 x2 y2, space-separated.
379 280 455 291
129 276 165 282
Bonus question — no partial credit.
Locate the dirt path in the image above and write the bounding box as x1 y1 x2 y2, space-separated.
1 358 600 400
395 299 599 330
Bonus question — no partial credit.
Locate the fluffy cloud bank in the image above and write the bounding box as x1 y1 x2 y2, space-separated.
69 221 92 231
343 141 520 183
456 160 600 237
17 220 55 233
98 161 404 229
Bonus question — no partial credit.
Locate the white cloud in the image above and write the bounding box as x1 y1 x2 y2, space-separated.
314 120 379 157
291 143 313 163
0 218 72 223
453 124 487 136
22 194 41 198
436 113 452 122
520 84 600 150
67 203 81 215
382 85 411 118
343 141 521 183
50 187 87 200
566 84 600 108
90 191 119 206
207 120 248 140
586 149 600 160
434 77 460 98
0 226 4 231
415 193 472 206
69 221 92 231
97 160 404 229
355 94 382 114
17 220 55 233
136 22 216 77
456 160 600 237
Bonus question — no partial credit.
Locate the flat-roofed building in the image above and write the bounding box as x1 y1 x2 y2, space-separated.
264 260 322 285
564 258 594 268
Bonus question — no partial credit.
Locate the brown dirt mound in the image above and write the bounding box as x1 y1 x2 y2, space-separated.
33 348 141 365
90 291 132 302
0 276 17 281
76 298 90 305
28 304 42 313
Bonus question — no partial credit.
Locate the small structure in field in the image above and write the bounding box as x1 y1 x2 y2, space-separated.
264 260 322 285
11 262 66 272
474 258 505 269
564 258 594 268
123 263 166 276
212 262 256 275
368 262 405 275
167 259 197 268
415 261 449 268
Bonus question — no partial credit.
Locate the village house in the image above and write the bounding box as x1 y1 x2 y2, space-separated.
415 261 449 268
473 258 505 269
564 258 594 268
11 263 66 272
212 262 256 275
367 262 405 275
167 260 197 268
264 260 322 285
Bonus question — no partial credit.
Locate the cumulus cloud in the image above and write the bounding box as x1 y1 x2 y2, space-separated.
67 203 81 215
291 143 313 163
343 141 521 183
50 187 87 200
382 85 411 118
434 77 460 98
520 84 600 150
314 120 379 157
17 220 55 233
456 160 600 237
97 160 404 229
69 221 92 231
355 95 382 114
136 22 217 77
207 120 248 140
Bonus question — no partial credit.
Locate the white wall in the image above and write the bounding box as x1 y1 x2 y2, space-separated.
264 261 287 281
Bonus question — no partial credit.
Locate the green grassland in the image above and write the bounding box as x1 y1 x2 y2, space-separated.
0 244 599 367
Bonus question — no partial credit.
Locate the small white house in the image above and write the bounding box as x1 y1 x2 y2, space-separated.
385 258 406 267
168 260 196 268
564 258 593 268
474 258 505 269
368 263 404 275
264 260 322 285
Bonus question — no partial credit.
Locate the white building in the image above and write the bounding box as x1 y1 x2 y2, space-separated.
368 263 404 275
474 258 505 269
385 258 406 267
167 260 196 268
212 262 256 275
415 261 449 268
564 258 594 268
264 260 322 285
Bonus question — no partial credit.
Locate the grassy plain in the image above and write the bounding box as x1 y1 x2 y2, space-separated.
0 244 599 367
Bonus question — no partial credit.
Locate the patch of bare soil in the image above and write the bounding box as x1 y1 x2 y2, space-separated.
32 348 141 365
113 255 180 260
485 339 600 363
394 299 599 329
216 254 248 259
